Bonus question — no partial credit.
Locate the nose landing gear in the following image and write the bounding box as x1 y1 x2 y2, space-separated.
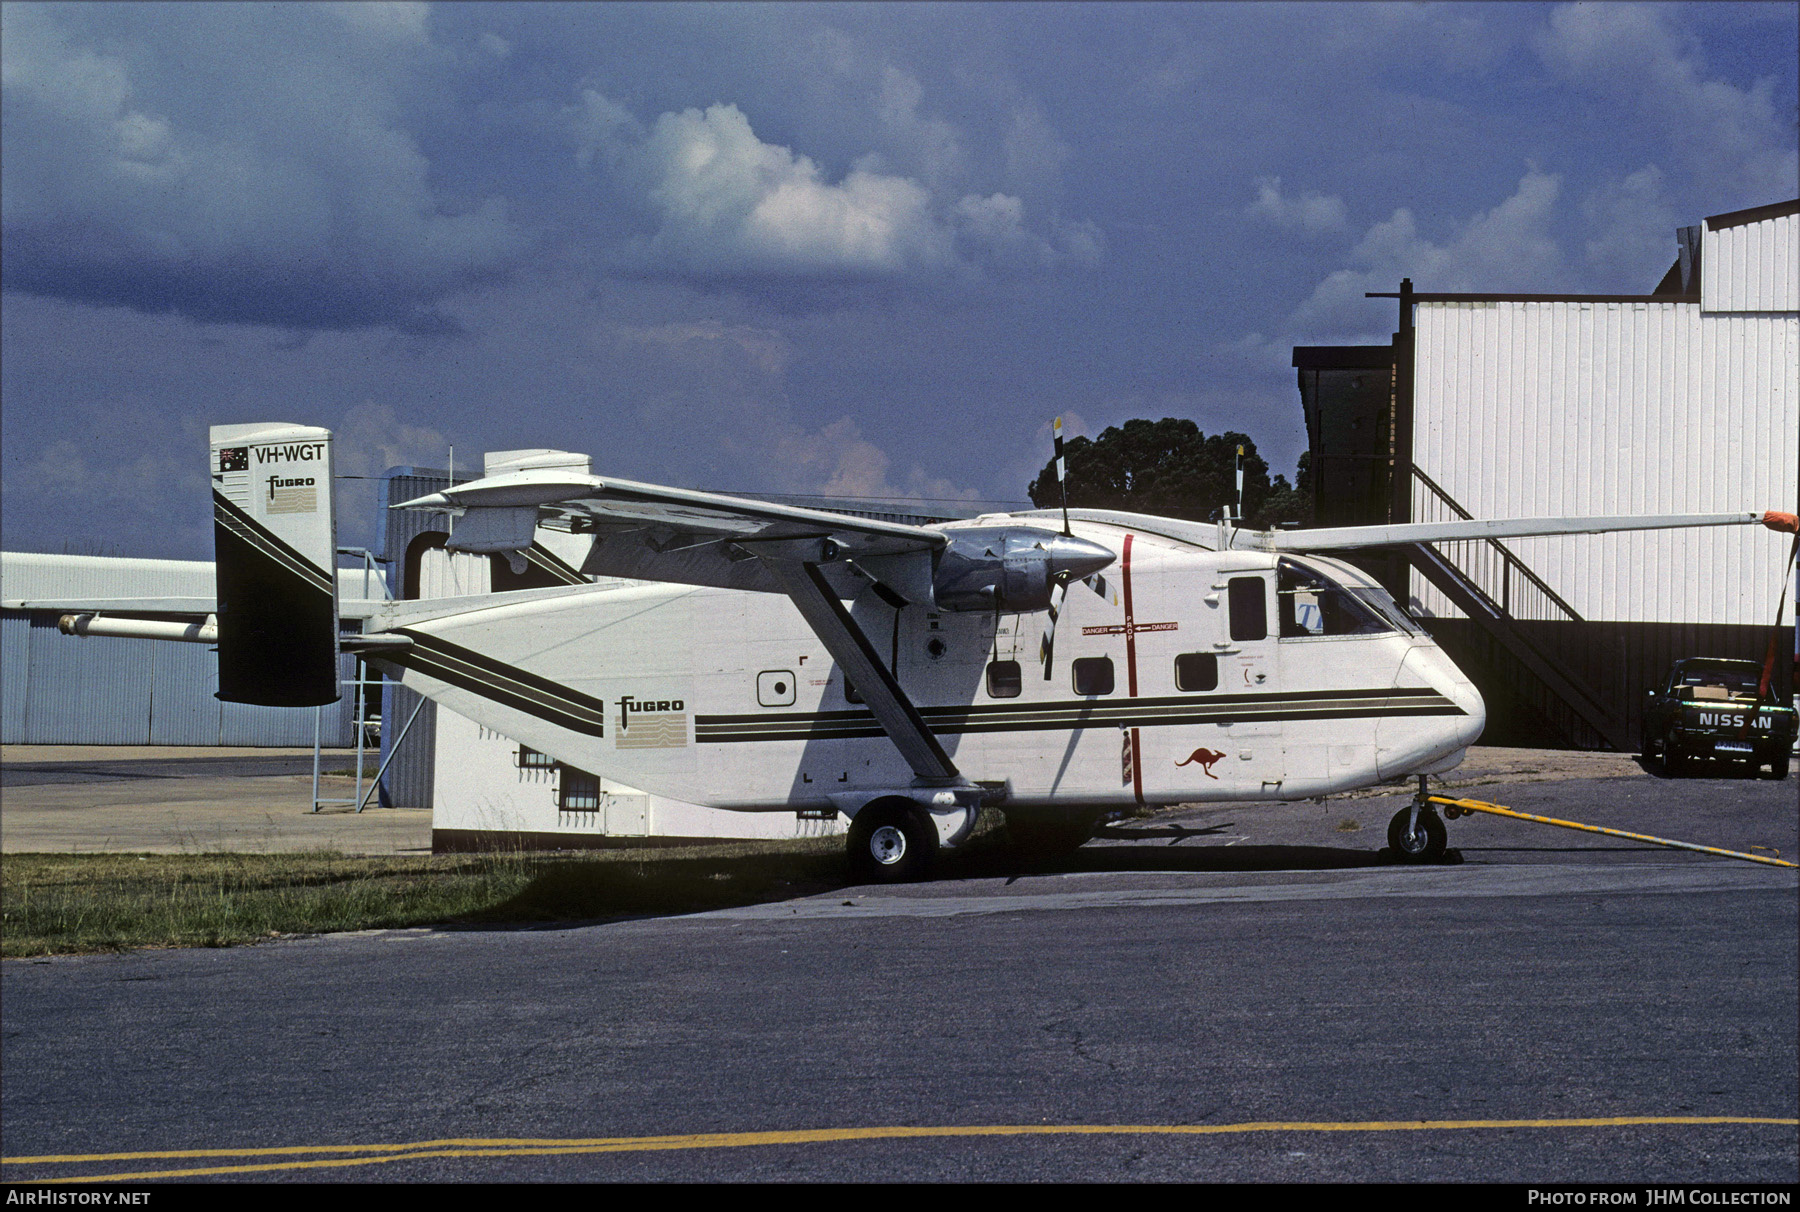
1387 775 1448 863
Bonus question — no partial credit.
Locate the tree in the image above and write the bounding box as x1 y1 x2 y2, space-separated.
1028 418 1311 528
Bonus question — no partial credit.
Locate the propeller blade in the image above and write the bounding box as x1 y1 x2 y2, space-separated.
1083 572 1112 604
1039 573 1070 679
1054 416 1071 536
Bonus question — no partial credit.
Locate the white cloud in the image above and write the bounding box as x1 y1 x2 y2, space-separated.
775 417 983 505
1247 177 1348 235
576 94 1098 280
1581 165 1680 289
1535 3 1798 202
0 4 530 331
616 319 793 376
1286 168 1569 340
873 66 970 195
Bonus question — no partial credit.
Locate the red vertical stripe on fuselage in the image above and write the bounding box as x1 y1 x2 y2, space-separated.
1122 533 1144 804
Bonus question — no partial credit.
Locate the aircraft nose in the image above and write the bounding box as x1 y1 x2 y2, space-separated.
1044 534 1116 581
1376 642 1487 779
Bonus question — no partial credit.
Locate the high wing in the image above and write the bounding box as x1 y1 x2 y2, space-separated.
1014 507 1776 553
394 448 945 604
394 449 963 784
1253 511 1769 551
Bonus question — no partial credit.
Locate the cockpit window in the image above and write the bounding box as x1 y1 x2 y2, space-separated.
1349 587 1424 636
1277 558 1403 637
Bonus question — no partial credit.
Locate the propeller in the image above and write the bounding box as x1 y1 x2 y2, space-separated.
1038 417 1117 679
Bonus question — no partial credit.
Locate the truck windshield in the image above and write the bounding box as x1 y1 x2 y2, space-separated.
1677 665 1762 697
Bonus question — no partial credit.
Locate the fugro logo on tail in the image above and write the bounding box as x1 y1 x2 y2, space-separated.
209 423 340 707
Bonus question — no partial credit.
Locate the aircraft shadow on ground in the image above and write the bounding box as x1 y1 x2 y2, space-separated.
949 840 1392 878
437 831 1407 934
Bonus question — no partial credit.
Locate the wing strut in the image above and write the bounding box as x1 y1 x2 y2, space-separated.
763 559 961 784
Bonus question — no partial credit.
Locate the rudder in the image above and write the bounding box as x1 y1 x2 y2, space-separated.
210 423 340 706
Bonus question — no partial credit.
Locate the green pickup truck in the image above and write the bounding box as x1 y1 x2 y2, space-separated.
1642 657 1795 779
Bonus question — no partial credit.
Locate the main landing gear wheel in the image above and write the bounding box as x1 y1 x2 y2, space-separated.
1387 805 1447 863
847 800 938 884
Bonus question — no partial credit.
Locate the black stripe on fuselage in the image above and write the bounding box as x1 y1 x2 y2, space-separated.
693 687 1465 743
387 629 610 737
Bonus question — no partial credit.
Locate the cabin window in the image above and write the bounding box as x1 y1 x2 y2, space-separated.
1276 558 1390 637
986 660 1023 698
1174 653 1219 692
1228 576 1267 641
517 746 556 770
559 767 600 811
1072 656 1115 697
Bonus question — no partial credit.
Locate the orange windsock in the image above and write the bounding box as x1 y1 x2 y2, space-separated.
1761 511 1799 534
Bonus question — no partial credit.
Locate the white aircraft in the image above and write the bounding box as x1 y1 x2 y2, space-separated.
35 422 1790 881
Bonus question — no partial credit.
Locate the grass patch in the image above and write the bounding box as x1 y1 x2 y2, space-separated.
1 841 854 957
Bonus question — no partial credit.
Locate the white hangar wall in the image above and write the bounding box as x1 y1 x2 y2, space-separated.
1409 203 1799 629
1411 301 1797 625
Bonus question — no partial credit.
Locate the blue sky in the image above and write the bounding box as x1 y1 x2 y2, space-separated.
3 1 1796 559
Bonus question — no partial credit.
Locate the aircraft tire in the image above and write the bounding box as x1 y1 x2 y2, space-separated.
847 799 937 884
1386 806 1446 863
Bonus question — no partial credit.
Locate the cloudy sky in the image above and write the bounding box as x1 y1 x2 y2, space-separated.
3 1 1796 559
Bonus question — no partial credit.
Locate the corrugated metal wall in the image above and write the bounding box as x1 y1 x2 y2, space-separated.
1 551 368 745
375 469 448 807
1704 209 1796 314
1411 299 1798 626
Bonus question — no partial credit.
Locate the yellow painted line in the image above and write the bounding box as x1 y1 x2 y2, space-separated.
6 1118 1796 1183
1431 796 1800 868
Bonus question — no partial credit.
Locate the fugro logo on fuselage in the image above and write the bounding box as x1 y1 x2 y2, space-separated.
616 696 688 750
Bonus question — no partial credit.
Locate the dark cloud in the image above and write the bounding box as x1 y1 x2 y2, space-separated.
0 2 531 332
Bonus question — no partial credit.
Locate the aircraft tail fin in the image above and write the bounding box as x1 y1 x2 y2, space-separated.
210 423 341 706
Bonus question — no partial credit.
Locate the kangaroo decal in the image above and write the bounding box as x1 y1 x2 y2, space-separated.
1175 747 1227 778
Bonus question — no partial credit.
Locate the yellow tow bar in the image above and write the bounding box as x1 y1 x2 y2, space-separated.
1427 795 1798 869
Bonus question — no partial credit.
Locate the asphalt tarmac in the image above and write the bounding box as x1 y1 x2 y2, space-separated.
1 749 1795 1185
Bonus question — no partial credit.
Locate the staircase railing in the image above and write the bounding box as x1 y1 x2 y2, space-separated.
1407 468 1629 750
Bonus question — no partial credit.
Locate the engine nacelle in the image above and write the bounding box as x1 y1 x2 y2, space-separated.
932 527 1115 612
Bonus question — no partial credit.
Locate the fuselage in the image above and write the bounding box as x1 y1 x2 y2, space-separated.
371 518 1485 813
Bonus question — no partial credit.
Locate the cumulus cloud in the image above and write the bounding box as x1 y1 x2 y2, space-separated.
587 313 982 506
775 416 983 505
1535 3 1798 203
1247 177 1349 235
1286 168 1570 340
0 399 210 555
572 92 1097 281
331 401 452 550
0 4 531 332
1581 165 1680 289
